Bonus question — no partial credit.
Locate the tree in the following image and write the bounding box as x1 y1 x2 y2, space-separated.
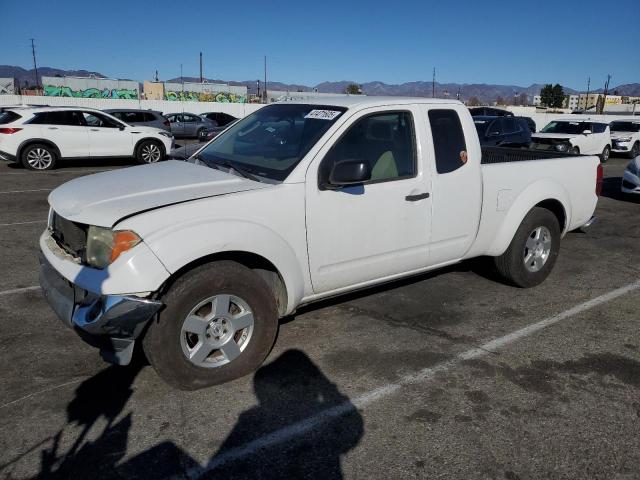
495 96 505 105
467 96 481 106
540 83 565 108
345 84 362 95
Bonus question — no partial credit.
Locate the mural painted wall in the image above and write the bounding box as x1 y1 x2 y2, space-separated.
42 76 139 99
0 78 17 95
161 82 247 103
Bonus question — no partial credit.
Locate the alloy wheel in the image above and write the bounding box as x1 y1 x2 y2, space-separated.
141 143 161 163
26 148 53 170
523 226 552 273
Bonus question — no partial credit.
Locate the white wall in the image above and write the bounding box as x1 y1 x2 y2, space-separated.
505 106 638 132
0 95 264 118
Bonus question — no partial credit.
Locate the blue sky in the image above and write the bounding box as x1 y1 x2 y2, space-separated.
2 0 638 89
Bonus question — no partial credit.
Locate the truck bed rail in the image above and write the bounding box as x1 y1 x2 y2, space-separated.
481 147 579 165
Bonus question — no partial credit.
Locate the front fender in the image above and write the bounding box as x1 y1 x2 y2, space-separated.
485 178 571 257
142 219 306 315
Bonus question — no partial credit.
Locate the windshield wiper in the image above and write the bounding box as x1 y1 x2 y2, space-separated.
197 156 261 182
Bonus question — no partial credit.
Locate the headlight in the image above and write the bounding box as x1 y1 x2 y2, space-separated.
626 161 640 176
158 131 172 138
86 226 141 269
616 136 632 142
555 143 570 152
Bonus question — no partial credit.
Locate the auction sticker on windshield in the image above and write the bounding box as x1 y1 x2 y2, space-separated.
305 110 342 120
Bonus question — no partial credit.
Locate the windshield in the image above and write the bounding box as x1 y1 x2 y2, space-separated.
541 121 588 134
610 121 640 133
195 103 347 181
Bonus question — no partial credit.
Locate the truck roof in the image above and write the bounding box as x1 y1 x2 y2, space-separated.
278 96 463 109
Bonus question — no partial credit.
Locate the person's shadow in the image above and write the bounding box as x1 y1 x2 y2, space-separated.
204 349 364 479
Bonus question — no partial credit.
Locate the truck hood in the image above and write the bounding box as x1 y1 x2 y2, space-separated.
48 160 268 227
531 133 580 141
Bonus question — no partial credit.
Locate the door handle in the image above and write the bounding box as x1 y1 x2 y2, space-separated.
47 127 58 130
405 192 430 201
90 128 100 131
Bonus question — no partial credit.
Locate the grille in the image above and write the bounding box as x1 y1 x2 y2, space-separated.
50 212 88 260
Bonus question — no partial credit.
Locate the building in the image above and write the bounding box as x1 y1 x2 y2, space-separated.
0 78 18 95
623 96 640 104
533 95 541 106
576 93 622 110
143 81 164 100
42 76 139 99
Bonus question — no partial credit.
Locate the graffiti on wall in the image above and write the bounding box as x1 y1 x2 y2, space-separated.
44 85 139 99
164 90 246 103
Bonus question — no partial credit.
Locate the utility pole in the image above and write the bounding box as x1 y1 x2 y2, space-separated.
199 52 203 83
601 74 611 114
30 38 39 90
432 67 436 98
584 76 590 111
264 55 267 103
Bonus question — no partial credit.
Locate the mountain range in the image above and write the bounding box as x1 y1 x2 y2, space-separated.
2 65 639 102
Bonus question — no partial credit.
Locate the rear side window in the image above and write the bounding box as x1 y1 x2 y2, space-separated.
30 111 83 126
428 109 467 174
592 123 607 134
0 111 21 124
502 118 519 134
143 112 158 122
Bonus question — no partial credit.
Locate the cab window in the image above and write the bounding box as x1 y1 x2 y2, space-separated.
428 109 467 174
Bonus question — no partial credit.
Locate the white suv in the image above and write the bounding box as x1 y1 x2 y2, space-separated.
531 119 612 162
0 106 174 170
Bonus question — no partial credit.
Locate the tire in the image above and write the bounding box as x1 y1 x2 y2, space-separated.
568 146 580 155
21 143 57 170
136 139 164 164
493 207 561 288
143 261 279 390
600 145 610 163
196 128 206 141
629 141 639 159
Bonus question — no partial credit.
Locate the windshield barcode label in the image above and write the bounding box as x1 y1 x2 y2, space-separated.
305 110 342 120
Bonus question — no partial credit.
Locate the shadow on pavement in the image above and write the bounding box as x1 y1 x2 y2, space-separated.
24 349 362 480
601 176 640 204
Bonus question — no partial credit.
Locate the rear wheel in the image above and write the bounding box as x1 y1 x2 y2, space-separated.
600 145 610 163
143 261 279 390
21 143 57 170
494 207 561 288
136 139 164 164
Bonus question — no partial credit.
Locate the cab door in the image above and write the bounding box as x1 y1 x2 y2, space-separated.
425 106 483 265
305 106 432 294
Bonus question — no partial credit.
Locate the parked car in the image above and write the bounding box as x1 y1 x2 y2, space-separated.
531 120 611 161
198 119 239 142
469 106 514 117
474 116 531 148
622 156 640 194
165 112 217 138
609 120 640 158
0 106 173 170
104 109 171 132
520 116 536 133
39 98 600 389
200 112 238 127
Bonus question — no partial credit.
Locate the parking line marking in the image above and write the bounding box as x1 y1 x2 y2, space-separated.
184 279 640 478
1 168 111 176
0 188 51 194
0 220 46 227
0 286 40 296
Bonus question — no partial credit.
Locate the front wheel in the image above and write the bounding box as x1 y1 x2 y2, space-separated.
600 145 610 163
136 140 164 164
142 261 279 390
494 207 561 288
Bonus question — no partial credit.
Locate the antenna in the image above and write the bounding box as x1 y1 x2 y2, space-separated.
30 38 39 89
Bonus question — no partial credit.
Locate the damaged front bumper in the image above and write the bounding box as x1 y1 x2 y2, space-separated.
39 255 162 365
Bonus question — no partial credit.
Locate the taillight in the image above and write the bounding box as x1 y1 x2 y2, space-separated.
163 119 170 127
0 127 22 134
595 163 603 196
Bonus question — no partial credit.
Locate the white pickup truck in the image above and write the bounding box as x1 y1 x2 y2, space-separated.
39 97 601 389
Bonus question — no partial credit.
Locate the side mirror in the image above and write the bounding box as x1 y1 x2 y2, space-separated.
118 125 125 131
582 129 591 135
328 160 371 187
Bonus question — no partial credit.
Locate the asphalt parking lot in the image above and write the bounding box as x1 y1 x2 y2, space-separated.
0 155 638 480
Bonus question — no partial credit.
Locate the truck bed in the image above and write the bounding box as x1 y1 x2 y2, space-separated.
481 146 579 165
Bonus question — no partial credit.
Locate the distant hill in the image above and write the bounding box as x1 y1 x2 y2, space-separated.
2 65 638 102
